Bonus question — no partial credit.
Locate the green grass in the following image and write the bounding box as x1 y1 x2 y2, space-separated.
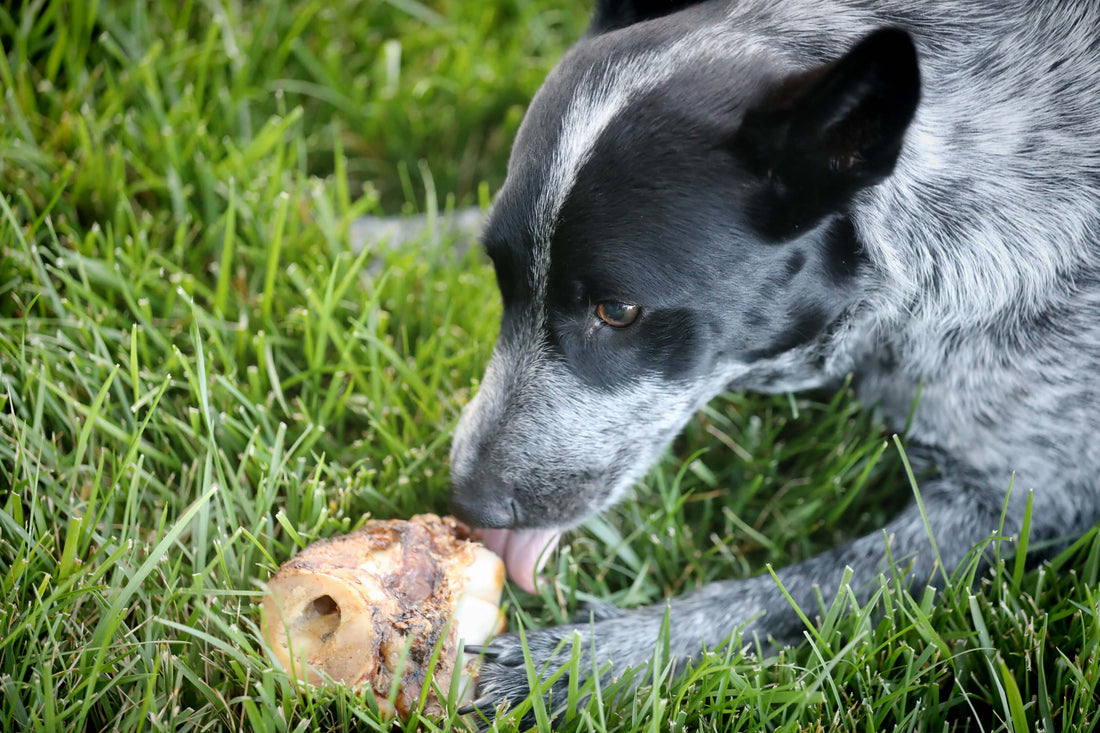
1 1 1098 731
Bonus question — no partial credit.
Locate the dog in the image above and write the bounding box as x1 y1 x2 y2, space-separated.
447 0 1100 719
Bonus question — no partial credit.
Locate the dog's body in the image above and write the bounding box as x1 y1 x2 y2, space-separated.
448 0 1100 715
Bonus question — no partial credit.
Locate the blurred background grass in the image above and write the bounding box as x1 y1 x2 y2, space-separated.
0 0 589 219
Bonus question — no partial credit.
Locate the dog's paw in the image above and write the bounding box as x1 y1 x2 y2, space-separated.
462 624 590 727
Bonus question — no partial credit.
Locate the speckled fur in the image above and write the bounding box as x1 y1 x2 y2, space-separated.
450 0 1100 723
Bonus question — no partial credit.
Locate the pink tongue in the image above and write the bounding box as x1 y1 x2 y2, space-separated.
477 528 561 594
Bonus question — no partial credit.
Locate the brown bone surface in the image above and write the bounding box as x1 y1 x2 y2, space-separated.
263 514 505 718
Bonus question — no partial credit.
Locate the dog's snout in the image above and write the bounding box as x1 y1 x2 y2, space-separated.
449 479 517 529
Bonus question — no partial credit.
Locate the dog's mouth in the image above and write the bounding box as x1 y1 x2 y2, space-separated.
476 528 561 594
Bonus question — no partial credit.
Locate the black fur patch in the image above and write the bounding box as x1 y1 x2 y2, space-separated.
590 0 710 34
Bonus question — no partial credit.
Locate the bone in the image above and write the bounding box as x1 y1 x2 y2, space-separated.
262 514 505 719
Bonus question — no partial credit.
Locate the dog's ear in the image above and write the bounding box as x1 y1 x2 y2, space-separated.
589 0 707 34
733 27 920 236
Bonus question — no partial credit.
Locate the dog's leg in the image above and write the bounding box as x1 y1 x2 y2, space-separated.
470 462 1022 723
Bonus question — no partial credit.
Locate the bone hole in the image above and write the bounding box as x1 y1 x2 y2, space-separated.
296 594 341 643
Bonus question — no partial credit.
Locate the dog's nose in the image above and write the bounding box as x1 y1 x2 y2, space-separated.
449 484 517 529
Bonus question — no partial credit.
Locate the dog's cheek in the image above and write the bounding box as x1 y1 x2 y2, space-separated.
559 308 716 389
639 308 716 380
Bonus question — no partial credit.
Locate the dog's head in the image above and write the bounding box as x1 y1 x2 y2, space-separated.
450 0 920 590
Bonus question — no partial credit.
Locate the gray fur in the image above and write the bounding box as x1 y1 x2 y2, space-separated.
451 0 1100 721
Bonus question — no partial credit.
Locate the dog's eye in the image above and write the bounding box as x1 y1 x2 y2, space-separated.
595 301 640 328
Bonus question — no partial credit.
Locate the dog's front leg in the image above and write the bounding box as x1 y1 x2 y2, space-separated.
470 466 1023 725
466 574 792 727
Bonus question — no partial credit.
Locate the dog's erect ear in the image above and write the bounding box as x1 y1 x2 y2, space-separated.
733 28 921 236
589 0 708 34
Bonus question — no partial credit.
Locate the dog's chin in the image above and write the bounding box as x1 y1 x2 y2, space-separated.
476 527 561 594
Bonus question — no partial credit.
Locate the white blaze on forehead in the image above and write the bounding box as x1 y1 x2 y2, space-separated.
529 26 770 301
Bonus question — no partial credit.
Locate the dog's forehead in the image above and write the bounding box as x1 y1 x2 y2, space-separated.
483 18 774 297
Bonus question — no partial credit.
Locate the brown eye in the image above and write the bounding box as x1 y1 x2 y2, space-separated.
595 301 640 328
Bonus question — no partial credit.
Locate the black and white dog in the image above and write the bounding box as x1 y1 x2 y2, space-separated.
448 0 1100 716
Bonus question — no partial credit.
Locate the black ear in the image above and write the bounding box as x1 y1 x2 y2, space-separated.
589 0 708 34
733 27 921 236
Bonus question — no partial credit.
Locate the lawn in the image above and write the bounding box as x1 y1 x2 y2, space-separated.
1 1 1097 731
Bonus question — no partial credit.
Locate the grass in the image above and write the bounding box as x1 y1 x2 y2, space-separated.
1 1 1098 731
